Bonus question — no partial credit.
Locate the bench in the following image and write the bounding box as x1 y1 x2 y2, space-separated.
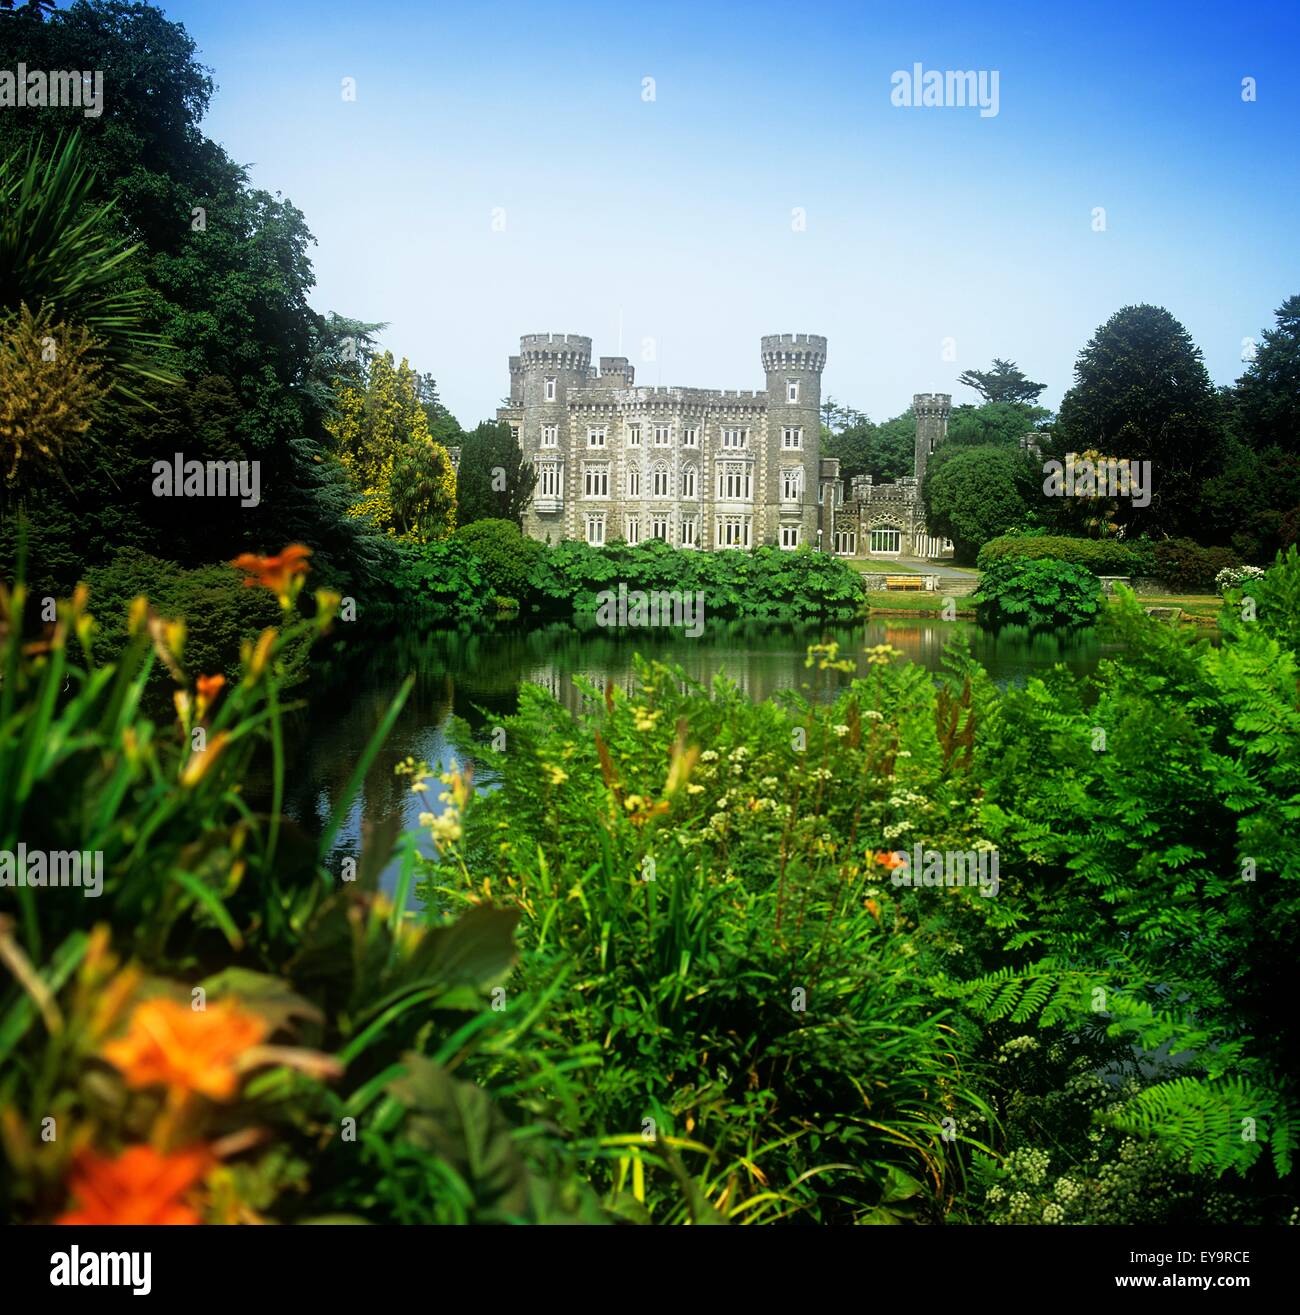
884 574 928 591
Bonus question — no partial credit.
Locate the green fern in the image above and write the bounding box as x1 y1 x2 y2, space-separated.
1105 1077 1298 1179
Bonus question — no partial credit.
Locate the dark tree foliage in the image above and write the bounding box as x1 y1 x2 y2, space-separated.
456 421 535 528
1235 294 1300 455
922 443 1039 564
956 358 1047 406
0 0 395 599
1050 305 1226 537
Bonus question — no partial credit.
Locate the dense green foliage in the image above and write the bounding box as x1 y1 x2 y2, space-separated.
977 533 1149 576
454 421 534 528
946 400 1050 448
972 558 1103 628
922 444 1040 563
1236 294 1300 455
4 541 1298 1226
82 547 281 678
452 519 545 606
1049 305 1226 537
405 546 1300 1222
1150 538 1242 592
526 539 863 622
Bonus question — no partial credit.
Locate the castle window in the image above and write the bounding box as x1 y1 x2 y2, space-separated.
834 530 857 555
654 424 672 447
545 377 557 402
782 427 802 449
628 425 641 447
651 464 671 498
541 424 558 448
718 463 752 501
787 381 799 404
627 467 640 497
681 465 697 498
781 468 803 502
588 426 607 448
780 526 801 550
583 465 609 498
510 424 520 445
538 462 561 497
682 427 699 448
585 515 605 546
626 517 640 545
651 516 670 541
869 528 902 554
721 427 748 449
681 517 698 547
716 516 751 549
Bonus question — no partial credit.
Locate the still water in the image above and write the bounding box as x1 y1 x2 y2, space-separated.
280 618 1121 893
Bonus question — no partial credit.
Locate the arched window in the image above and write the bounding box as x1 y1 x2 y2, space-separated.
652 463 671 497
681 464 697 498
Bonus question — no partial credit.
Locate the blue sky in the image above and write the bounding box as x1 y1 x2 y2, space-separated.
159 0 1299 426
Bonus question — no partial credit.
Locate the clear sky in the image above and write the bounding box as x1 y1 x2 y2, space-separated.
158 0 1299 426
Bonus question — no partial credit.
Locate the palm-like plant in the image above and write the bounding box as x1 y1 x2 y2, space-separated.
0 129 177 401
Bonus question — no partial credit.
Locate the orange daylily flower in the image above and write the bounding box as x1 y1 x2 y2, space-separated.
57 1144 213 1225
103 998 268 1102
230 544 312 600
873 850 907 870
195 673 225 715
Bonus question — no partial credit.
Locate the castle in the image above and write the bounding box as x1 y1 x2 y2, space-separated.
498 332 952 559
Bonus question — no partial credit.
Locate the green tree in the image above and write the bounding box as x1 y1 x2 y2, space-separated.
946 401 1051 449
956 358 1047 406
871 410 918 482
822 418 875 484
1051 305 1226 536
1235 294 1300 454
923 444 1037 563
456 421 535 527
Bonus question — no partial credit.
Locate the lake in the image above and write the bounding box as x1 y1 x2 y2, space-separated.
279 617 1126 894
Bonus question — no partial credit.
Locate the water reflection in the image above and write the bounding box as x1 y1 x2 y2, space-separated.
278 618 1117 894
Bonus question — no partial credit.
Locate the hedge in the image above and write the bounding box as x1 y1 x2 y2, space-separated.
976 534 1149 575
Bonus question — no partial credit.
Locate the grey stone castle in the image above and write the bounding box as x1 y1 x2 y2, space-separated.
498 332 952 559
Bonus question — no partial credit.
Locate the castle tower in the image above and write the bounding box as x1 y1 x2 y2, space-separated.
519 333 592 418
913 393 951 491
518 334 592 539
761 334 827 548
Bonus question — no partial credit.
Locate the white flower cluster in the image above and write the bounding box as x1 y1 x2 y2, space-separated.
1214 564 1266 595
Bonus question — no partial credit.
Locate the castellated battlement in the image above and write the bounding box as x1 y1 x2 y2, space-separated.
567 384 768 407
520 333 592 368
761 333 828 373
913 392 952 416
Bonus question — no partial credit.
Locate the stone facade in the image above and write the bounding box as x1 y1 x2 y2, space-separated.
498 333 837 551
835 393 954 559
498 333 955 559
